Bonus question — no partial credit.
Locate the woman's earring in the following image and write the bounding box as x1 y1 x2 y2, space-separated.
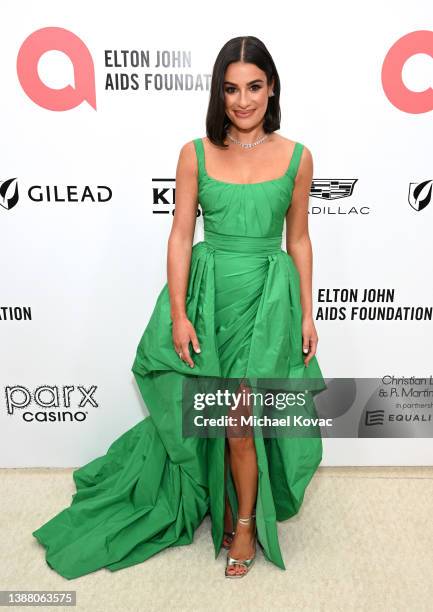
269 91 275 97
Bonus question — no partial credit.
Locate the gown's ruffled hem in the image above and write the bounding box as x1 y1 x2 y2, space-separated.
32 240 326 579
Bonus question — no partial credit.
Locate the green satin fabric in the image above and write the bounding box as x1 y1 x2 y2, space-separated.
32 137 327 579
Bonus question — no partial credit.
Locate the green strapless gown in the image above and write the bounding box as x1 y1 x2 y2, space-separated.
32 137 326 579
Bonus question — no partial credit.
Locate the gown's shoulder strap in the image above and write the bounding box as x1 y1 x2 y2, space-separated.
192 138 206 180
286 142 305 181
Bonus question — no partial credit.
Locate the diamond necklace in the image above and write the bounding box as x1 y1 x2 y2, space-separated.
226 130 268 149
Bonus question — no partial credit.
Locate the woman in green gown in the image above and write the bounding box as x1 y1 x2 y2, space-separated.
32 35 326 580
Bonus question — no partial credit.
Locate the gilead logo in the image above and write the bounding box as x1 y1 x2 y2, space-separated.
17 26 96 111
382 30 433 113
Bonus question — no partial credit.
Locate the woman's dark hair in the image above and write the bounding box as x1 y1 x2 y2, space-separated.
206 36 281 147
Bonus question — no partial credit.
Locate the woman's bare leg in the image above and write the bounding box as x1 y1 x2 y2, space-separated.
223 440 234 543
225 380 258 576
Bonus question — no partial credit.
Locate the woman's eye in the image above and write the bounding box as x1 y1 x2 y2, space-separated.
225 85 262 94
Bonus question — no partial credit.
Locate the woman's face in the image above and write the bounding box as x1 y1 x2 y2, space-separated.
223 61 274 131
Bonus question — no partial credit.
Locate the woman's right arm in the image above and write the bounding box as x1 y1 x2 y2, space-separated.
167 141 201 368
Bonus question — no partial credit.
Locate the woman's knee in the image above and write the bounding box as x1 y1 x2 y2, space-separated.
227 435 255 455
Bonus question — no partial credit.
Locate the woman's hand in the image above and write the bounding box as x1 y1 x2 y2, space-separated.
172 315 201 368
301 315 318 367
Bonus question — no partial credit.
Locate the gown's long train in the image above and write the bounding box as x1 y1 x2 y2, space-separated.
32 138 327 579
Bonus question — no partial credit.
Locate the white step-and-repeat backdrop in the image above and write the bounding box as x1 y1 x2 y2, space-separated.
2 1 432 466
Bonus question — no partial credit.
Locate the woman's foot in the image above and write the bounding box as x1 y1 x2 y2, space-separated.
222 496 235 549
225 514 256 577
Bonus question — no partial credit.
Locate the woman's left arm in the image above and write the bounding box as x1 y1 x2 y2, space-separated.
285 145 318 367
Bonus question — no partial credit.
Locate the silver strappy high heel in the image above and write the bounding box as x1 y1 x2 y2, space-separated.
223 508 256 549
225 512 256 578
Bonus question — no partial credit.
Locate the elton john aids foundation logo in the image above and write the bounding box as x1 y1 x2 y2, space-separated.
17 26 96 111
381 29 433 114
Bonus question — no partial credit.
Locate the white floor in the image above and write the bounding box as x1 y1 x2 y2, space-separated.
2 466 433 612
